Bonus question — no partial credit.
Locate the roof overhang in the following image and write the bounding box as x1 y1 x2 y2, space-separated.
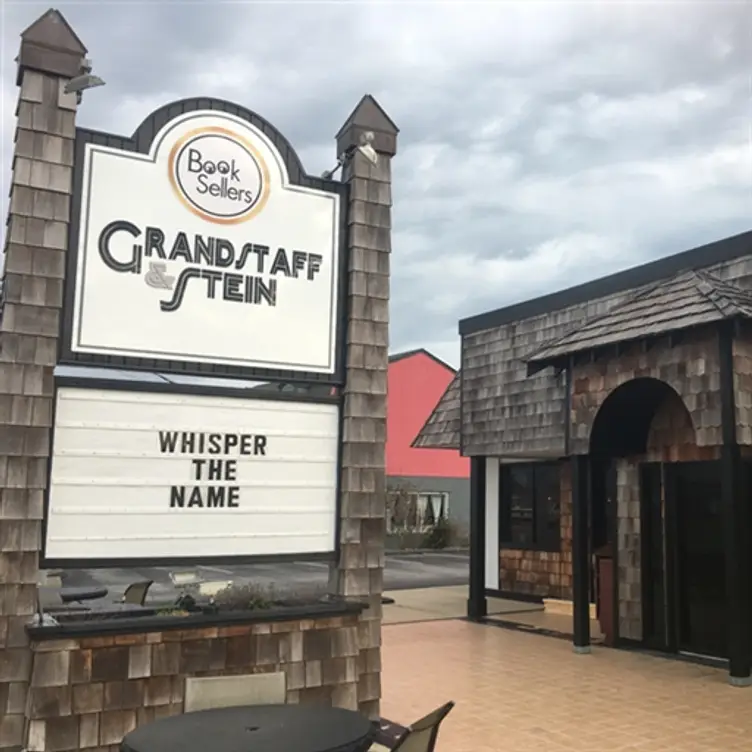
526 325 707 377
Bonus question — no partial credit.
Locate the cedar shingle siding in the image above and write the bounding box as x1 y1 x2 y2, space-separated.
411 372 461 450
415 234 752 457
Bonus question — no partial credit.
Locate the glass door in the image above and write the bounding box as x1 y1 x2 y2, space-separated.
667 461 727 659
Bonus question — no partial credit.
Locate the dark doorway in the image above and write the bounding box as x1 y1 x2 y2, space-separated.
591 457 614 553
666 461 727 659
590 457 617 643
590 456 616 600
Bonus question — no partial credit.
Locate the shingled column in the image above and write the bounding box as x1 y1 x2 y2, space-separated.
330 96 398 720
0 11 85 752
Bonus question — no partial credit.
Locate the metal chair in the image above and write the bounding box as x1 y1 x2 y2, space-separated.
184 673 287 712
122 580 153 605
370 702 455 752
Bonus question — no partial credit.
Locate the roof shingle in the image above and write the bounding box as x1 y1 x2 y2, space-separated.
526 270 752 367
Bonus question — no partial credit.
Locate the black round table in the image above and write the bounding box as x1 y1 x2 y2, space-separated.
120 704 374 752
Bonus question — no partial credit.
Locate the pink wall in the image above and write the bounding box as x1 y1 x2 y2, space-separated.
386 351 469 478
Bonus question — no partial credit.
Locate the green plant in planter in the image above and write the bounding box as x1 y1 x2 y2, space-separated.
174 593 200 612
213 582 277 611
156 608 191 617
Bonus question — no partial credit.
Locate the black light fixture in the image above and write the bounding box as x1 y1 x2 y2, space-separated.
64 57 106 104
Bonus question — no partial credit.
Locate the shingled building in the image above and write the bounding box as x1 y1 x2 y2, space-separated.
414 229 752 686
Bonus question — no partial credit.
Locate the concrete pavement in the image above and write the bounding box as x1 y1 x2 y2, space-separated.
382 619 750 752
382 585 543 624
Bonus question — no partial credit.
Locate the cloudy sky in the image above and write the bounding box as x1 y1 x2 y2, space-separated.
1 1 750 367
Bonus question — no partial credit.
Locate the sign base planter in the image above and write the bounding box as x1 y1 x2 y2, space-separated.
27 597 365 639
25 599 366 751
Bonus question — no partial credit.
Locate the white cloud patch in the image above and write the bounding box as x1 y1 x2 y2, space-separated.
1 1 750 365
415 231 630 316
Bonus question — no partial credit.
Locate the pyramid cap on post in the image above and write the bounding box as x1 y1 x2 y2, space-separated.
16 8 88 85
336 94 398 158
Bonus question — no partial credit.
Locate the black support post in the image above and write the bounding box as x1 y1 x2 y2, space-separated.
467 456 487 621
719 321 751 686
571 454 591 653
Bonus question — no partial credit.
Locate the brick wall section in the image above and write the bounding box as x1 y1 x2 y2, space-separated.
23 614 360 752
0 38 82 752
330 98 397 720
645 390 719 463
499 462 573 600
733 326 752 445
569 328 722 454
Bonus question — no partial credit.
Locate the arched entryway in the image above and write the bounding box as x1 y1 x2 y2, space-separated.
587 377 727 660
589 377 695 458
588 379 697 569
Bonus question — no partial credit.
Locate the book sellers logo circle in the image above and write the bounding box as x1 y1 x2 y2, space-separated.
168 126 270 224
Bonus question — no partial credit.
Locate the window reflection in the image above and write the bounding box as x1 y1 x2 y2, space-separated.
501 462 561 551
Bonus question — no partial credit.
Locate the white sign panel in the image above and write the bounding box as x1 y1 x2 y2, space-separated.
44 388 339 563
70 110 341 373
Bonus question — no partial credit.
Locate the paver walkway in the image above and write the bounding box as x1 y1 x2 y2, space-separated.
381 619 752 752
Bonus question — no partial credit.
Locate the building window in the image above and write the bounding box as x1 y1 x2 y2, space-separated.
386 490 449 534
499 462 560 551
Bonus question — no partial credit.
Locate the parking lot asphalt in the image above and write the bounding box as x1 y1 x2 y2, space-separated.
57 550 470 602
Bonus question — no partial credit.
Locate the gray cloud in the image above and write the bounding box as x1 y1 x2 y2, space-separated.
2 0 751 368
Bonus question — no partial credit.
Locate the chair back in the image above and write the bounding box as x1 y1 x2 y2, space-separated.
122 580 153 605
184 672 286 712
392 702 455 752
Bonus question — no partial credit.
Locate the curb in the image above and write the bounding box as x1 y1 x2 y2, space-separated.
386 547 469 555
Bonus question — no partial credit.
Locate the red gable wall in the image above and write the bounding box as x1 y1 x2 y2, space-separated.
386 351 469 478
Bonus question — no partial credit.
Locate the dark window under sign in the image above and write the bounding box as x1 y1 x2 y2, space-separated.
500 462 561 552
